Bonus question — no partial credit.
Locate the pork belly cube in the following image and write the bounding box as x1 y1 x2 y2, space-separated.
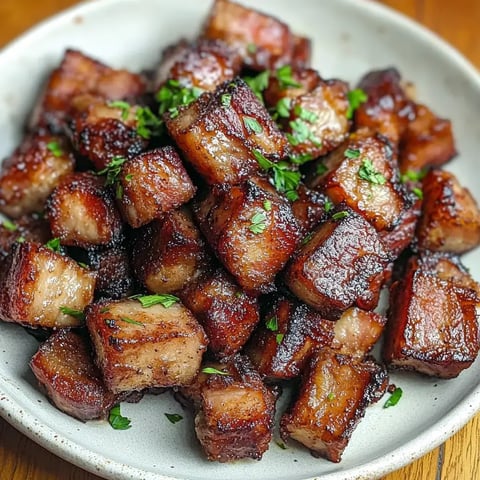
313 132 408 231
31 49 146 132
0 242 95 328
180 267 260 359
86 299 208 393
132 208 209 294
399 103 456 174
195 176 301 293
284 207 391 318
46 172 123 249
0 135 75 218
416 169 480 253
181 355 276 462
291 184 328 236
291 35 312 69
165 77 288 185
68 94 148 170
155 39 242 92
246 296 334 380
281 350 388 462
202 0 296 71
116 147 195 228
285 79 350 159
354 68 414 145
30 330 117 421
383 256 480 378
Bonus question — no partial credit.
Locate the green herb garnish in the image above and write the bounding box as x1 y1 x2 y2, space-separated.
276 441 287 450
2 219 17 232
301 233 313 245
59 306 85 321
156 79 203 118
400 169 427 184
46 141 64 158
327 392 336 401
332 211 349 221
345 148 361 159
324 199 333 213
275 97 292 118
412 187 423 199
202 367 229 376
383 387 403 408
243 116 263 134
249 211 267 234
346 88 368 119
120 317 144 326
164 413 183 424
287 118 321 147
290 153 314 165
293 105 318 123
276 65 301 89
276 333 284 344
243 71 269 102
358 159 386 185
263 200 272 211
316 162 328 175
247 43 257 54
96 156 127 186
221 93 232 108
108 405 131 430
44 237 61 252
131 294 179 309
108 100 131 121
265 316 278 332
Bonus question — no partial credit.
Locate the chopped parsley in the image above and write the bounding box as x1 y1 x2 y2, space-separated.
119 317 144 327
316 162 328 175
249 211 267 234
59 306 85 321
265 316 278 331
400 169 427 184
358 159 386 185
276 333 284 344
290 153 314 166
324 199 333 213
202 367 229 376
136 106 163 139
346 88 368 119
275 97 292 118
131 294 179 308
412 187 423 199
96 156 127 186
301 232 313 245
46 141 64 158
125 173 134 182
108 405 131 430
243 116 263 134
156 79 203 117
276 441 287 450
327 392 336 401
247 43 257 54
383 387 403 408
44 237 61 252
16 236 26 243
345 148 361 159
165 413 183 424
276 65 301 89
243 71 269 102
332 211 349 221
2 219 17 232
287 118 321 147
107 100 131 121
293 105 318 123
221 93 232 108
263 200 272 211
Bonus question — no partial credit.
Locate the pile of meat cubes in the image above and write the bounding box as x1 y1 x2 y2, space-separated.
0 0 479 464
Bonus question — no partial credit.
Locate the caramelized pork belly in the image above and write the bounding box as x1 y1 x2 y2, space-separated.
180 266 260 359
284 208 391 318
30 330 117 421
354 68 414 145
180 355 276 462
116 147 195 228
416 169 480 253
310 132 408 231
201 0 303 71
290 184 328 236
132 208 209 294
399 103 456 174
155 39 242 91
0 134 75 218
46 172 123 248
195 176 301 293
246 296 334 380
68 94 147 170
0 242 95 328
383 255 480 378
31 49 146 132
165 77 288 185
86 299 207 393
281 350 388 462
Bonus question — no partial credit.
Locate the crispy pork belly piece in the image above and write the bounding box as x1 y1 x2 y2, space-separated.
291 184 328 236
31 49 146 132
116 147 195 228
86 299 208 393
354 68 414 145
285 79 350 159
165 77 288 185
399 103 456 174
291 35 312 69
416 169 480 253
30 330 117 421
0 135 75 218
0 242 95 328
68 94 147 170
180 355 276 462
310 132 408 231
86 246 135 299
195 176 301 293
281 350 388 463
284 207 391 318
383 254 480 378
132 208 209 294
180 266 260 359
155 39 242 91
246 296 334 380
202 0 298 71
46 172 123 249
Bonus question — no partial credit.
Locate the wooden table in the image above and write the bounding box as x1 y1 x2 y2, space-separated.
0 0 479 479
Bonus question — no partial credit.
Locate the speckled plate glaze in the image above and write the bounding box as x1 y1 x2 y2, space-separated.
1 0 480 479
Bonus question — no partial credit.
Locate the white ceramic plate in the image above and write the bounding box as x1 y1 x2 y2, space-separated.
1 0 480 479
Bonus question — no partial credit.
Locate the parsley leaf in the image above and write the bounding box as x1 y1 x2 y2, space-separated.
2 219 17 232
263 200 272 211
345 148 361 159
243 116 263 134
412 187 423 199
332 211 349 221
293 105 318 123
131 294 179 308
109 405 131 430
327 392 336 401
400 169 428 184
59 306 85 321
290 153 314 165
358 159 386 185
156 79 203 118
202 367 229 376
275 97 292 118
383 387 403 408
107 100 131 121
46 141 64 158
276 333 284 344
287 118 321 147
44 238 61 252
316 162 328 175
164 413 183 424
276 65 301 89
243 71 269 102
96 156 127 186
249 211 267 234
346 88 368 119
324 199 333 213
265 316 278 331
136 106 162 139
221 93 232 107
247 43 257 54
119 317 144 326
301 232 313 245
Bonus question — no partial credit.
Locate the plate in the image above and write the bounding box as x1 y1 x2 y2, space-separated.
1 1 480 479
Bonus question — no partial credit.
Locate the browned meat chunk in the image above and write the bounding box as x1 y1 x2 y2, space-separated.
30 330 117 421
281 350 388 462
132 208 209 294
86 298 208 393
180 355 276 462
383 254 480 378
30 49 146 132
165 77 288 185
284 207 391 318
195 176 301 293
116 147 195 228
354 68 414 145
416 169 480 253
0 242 95 328
0 135 75 218
290 184 328 236
46 172 123 249
399 103 456 174
180 266 259 359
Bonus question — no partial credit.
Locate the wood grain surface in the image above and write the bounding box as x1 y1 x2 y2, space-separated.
0 1 479 479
